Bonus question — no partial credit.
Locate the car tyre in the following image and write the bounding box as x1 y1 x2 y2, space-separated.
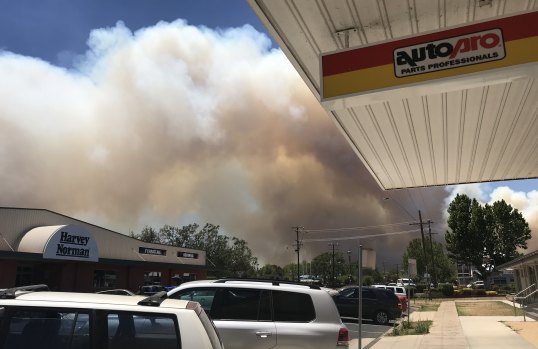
374 310 389 325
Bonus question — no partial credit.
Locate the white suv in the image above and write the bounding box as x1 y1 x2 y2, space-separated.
168 279 350 349
0 284 223 349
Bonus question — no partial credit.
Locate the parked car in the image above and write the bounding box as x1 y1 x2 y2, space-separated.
139 284 167 295
396 278 416 288
167 278 350 349
332 286 402 325
96 289 135 296
372 285 408 312
466 280 485 289
0 284 224 349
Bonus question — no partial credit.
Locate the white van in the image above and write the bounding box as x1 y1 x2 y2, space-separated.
396 278 416 287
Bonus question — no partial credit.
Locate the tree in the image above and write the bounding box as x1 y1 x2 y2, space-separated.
282 263 297 281
311 252 346 286
133 226 161 244
402 238 428 281
445 194 531 281
132 223 258 278
259 264 284 279
402 238 456 283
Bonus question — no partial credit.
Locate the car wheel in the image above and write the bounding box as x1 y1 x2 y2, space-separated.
374 310 389 325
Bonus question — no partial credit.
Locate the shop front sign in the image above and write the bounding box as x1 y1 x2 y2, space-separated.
178 251 198 259
322 10 538 100
139 247 167 256
43 225 99 262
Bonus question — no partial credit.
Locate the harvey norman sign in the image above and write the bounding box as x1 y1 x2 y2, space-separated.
43 225 99 262
321 10 538 100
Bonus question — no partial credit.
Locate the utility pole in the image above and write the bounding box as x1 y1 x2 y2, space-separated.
411 210 430 298
347 250 352 283
292 226 303 282
428 220 437 286
328 242 338 287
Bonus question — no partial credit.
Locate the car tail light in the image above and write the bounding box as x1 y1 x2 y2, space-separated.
337 327 349 347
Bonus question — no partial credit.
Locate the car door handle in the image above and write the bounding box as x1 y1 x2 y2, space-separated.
256 331 273 338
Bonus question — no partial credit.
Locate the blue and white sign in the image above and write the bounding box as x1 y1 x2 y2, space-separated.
43 225 99 262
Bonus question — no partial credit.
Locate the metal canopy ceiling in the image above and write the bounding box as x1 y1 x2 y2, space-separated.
248 0 538 189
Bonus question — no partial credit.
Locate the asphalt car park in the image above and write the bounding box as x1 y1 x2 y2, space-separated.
343 320 391 342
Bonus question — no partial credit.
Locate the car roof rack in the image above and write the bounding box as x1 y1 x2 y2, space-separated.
214 278 321 290
0 284 50 299
138 290 168 306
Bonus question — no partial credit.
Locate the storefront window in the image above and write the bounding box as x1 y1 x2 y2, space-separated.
143 271 162 285
15 265 33 286
94 270 117 288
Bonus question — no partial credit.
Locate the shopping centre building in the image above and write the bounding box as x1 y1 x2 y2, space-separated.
0 207 206 292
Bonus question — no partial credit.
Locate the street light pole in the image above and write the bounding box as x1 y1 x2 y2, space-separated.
358 244 363 349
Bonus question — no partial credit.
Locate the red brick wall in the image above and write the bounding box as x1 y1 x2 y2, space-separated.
0 258 208 292
0 260 17 288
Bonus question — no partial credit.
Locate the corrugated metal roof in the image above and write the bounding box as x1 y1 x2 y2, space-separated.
497 249 538 270
248 0 538 189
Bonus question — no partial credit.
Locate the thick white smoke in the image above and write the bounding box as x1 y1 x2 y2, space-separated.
0 20 446 265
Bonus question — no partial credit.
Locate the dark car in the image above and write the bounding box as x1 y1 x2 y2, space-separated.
332 286 402 325
138 285 167 295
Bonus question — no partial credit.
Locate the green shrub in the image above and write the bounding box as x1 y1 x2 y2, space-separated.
430 290 444 298
389 321 432 336
391 322 401 336
415 283 427 293
486 290 498 296
472 289 486 296
461 288 473 296
454 289 462 296
415 321 431 334
363 276 373 286
440 283 454 297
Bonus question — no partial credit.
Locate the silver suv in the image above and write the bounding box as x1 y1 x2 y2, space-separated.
0 284 223 349
167 279 349 349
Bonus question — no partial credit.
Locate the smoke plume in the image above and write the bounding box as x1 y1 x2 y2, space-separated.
0 21 448 266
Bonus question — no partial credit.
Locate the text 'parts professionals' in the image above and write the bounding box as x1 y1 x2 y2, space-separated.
394 28 505 77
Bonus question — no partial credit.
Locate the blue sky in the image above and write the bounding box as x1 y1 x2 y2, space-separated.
0 0 269 65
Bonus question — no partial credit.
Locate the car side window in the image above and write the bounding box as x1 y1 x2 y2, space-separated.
2 308 90 349
169 288 217 315
272 291 315 322
106 312 178 349
213 288 263 321
362 289 376 299
396 287 405 294
340 288 358 298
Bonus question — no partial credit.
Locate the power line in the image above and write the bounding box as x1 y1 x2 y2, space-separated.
383 197 417 220
405 188 420 214
302 229 420 243
305 221 416 233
